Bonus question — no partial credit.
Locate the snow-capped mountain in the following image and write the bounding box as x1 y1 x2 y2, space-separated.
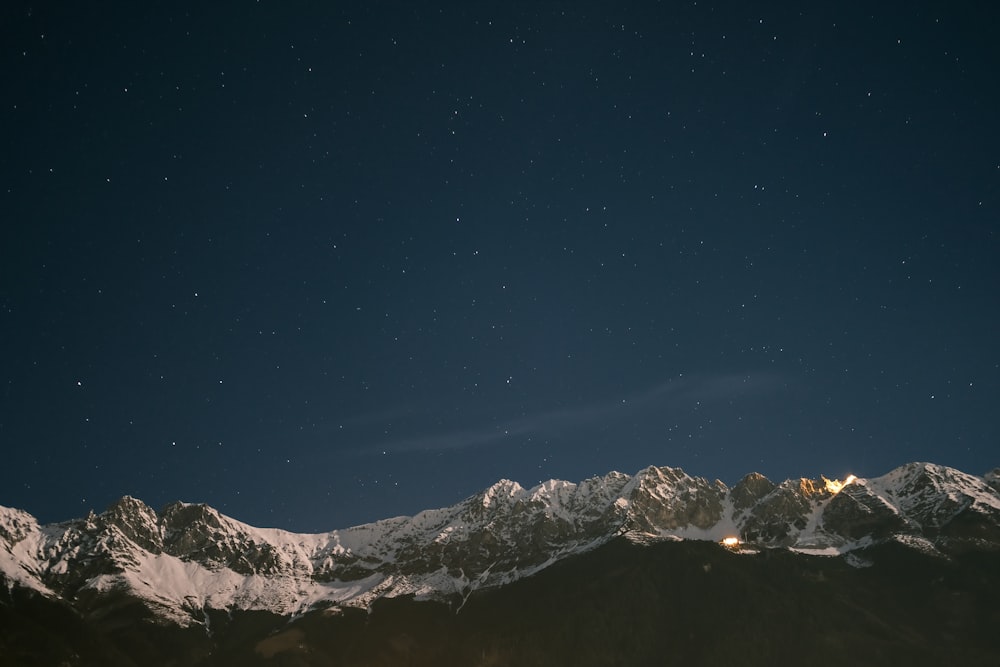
2 462 999 627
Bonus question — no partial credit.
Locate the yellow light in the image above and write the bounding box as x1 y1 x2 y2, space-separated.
722 537 740 547
824 474 857 494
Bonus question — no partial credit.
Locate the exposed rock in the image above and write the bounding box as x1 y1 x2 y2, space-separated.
625 466 726 532
2 461 999 627
100 496 163 554
984 468 1000 493
740 479 819 545
730 472 776 512
822 484 910 540
160 502 286 575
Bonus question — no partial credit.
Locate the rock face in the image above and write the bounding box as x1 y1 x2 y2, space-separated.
730 472 777 512
822 483 911 540
985 468 1000 493
740 478 828 544
2 462 999 627
624 466 727 533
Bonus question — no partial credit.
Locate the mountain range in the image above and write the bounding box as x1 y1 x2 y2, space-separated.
3 461 1000 666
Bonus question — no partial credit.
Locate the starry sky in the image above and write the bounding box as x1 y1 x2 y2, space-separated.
2 1 998 533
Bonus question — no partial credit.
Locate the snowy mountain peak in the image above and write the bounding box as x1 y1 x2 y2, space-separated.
2 461 999 627
609 468 723 539
101 495 163 553
862 462 1000 533
477 479 525 509
0 505 38 545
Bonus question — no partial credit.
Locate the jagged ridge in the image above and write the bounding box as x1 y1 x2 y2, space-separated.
2 461 999 626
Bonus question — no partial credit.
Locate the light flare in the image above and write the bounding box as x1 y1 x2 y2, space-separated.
824 474 857 494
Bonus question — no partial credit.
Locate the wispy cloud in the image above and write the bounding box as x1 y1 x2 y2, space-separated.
354 372 788 455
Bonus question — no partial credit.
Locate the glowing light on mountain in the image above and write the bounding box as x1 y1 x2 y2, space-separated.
721 537 740 547
824 475 857 494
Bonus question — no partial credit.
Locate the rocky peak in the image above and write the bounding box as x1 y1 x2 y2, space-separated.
631 465 694 488
730 472 776 512
3 461 1000 629
153 502 286 575
867 463 1000 545
625 466 726 532
575 473 628 505
821 481 912 540
159 501 224 533
100 496 162 553
477 479 524 509
794 477 834 499
878 463 994 527
739 478 825 545
0 506 38 545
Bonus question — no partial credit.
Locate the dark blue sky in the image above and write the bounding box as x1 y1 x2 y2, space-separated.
2 1 998 532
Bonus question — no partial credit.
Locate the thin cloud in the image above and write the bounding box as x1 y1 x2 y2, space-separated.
355 372 788 455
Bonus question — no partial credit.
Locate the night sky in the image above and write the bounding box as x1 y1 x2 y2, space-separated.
3 1 998 533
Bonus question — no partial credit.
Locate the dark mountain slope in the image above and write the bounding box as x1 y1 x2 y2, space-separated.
5 537 996 667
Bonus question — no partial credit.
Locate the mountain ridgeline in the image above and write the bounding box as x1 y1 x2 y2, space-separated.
2 461 1000 666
